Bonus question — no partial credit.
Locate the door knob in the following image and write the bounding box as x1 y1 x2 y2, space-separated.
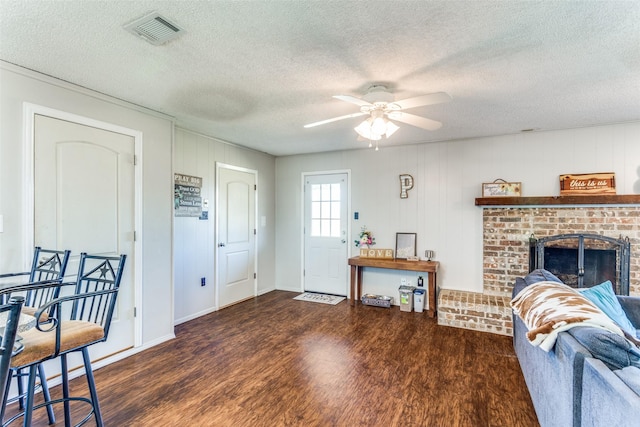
218 243 226 247
341 239 346 244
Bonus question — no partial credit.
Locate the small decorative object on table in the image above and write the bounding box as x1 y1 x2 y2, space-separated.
355 226 376 248
395 232 417 259
359 248 394 259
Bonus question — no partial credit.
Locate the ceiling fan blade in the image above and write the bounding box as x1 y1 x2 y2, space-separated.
392 92 452 110
390 112 443 131
333 95 373 107
304 112 367 128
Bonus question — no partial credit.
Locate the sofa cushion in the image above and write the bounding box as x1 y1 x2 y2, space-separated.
511 280 624 351
523 268 563 286
614 366 640 395
579 280 636 337
568 326 640 370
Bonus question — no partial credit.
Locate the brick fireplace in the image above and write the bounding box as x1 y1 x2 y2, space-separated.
438 204 640 336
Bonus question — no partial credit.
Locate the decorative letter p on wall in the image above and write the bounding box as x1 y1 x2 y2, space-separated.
399 174 414 198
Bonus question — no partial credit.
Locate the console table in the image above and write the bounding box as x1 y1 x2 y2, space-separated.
348 257 439 318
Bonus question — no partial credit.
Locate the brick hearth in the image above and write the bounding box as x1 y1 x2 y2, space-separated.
438 206 640 336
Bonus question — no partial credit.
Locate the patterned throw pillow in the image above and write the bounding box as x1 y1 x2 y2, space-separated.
511 281 624 351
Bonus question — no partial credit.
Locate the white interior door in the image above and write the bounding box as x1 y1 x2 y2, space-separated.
304 173 348 296
217 164 256 308
34 114 136 361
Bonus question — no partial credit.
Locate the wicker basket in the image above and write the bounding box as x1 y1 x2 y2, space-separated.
361 294 393 308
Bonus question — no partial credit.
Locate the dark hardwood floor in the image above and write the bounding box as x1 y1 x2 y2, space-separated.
7 290 538 426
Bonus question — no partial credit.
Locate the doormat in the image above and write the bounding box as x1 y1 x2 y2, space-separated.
293 292 346 305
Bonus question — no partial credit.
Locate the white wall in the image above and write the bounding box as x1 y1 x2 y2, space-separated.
173 128 276 324
275 123 640 298
0 62 174 347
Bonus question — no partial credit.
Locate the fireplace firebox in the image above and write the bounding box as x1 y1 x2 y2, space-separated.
529 233 631 295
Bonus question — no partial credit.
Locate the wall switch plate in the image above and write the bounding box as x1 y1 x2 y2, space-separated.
201 277 206 286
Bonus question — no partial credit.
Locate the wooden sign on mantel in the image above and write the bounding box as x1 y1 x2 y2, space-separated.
559 172 616 196
359 248 394 259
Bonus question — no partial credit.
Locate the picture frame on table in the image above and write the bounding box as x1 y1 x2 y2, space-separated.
395 233 417 259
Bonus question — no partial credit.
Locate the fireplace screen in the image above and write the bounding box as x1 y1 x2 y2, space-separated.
529 233 630 295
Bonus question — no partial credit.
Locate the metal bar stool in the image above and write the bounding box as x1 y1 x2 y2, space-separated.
0 247 71 424
2 253 126 427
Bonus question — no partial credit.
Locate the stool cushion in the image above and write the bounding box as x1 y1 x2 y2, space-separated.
11 320 105 368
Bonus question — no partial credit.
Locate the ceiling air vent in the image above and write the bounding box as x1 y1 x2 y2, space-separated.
124 12 184 45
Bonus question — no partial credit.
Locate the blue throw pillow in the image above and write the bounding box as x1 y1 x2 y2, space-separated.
569 327 640 370
579 281 636 336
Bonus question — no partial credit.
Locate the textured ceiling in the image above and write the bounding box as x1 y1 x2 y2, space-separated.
1 1 639 156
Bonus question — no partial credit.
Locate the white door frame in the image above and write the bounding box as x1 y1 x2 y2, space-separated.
300 169 351 295
23 103 143 348
215 162 258 308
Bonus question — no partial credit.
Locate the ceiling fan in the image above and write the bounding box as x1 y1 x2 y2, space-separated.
304 85 452 141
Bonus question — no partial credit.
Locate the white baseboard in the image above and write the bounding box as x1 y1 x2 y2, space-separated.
276 285 304 293
258 287 276 296
174 307 218 326
31 333 177 391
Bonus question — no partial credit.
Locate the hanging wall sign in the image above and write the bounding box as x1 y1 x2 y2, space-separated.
482 179 522 197
174 173 203 217
399 174 414 198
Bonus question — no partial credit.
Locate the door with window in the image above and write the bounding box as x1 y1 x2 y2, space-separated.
304 173 349 296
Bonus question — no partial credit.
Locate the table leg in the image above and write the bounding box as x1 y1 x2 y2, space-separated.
350 265 357 306
428 272 437 318
356 266 363 302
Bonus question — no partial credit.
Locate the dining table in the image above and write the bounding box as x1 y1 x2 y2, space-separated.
0 310 37 333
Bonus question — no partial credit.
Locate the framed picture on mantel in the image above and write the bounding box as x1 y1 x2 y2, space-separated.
482 179 521 197
395 233 416 259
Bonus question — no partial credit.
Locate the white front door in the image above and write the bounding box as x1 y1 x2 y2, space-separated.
34 114 136 360
217 164 257 308
304 173 349 296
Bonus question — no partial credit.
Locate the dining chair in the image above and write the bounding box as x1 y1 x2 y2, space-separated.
0 247 70 423
0 247 71 285
1 253 126 427
0 297 25 415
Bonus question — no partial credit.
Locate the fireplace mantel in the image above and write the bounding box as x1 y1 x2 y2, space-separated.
475 195 640 206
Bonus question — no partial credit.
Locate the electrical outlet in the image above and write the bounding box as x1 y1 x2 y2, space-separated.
201 277 206 286
401 278 407 286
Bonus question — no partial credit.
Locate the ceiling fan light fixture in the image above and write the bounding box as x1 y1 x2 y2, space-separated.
385 121 399 138
354 119 381 141
306 88 450 144
355 113 398 142
371 117 387 135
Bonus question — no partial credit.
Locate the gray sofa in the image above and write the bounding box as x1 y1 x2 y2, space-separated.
512 270 640 427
